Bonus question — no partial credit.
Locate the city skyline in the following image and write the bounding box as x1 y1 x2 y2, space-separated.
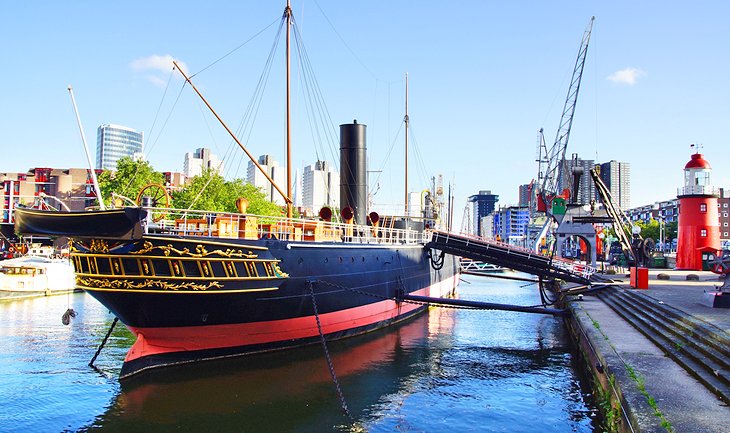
2 2 729 212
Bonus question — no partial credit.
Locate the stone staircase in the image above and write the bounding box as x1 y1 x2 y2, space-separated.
597 286 730 405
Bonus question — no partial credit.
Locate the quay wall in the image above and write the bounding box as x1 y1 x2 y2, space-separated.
566 303 666 433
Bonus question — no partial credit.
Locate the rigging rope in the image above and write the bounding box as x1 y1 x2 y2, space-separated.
228 16 286 180
191 17 281 79
145 66 176 156
142 80 186 162
311 0 376 80
120 80 187 201
407 119 435 189
370 121 404 194
292 19 341 172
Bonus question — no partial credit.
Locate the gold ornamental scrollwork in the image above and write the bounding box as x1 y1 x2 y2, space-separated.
77 276 224 291
130 242 259 259
272 262 289 278
89 239 109 253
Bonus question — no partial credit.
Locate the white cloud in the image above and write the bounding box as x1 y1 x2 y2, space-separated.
144 75 169 88
607 67 646 86
130 54 188 87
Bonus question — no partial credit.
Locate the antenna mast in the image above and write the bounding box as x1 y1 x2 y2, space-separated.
285 1 293 218
404 73 409 216
68 86 105 210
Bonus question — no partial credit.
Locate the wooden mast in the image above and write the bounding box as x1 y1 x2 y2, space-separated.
404 73 409 216
285 1 293 218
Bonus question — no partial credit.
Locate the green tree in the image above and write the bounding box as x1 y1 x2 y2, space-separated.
637 219 660 241
665 221 678 241
171 169 283 216
97 157 165 206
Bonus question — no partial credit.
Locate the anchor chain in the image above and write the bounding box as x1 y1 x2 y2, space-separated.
89 317 119 369
307 281 352 421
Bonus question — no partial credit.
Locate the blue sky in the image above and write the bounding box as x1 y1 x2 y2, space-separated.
2 1 729 216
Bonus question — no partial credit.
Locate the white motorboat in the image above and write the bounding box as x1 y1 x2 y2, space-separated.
0 255 76 301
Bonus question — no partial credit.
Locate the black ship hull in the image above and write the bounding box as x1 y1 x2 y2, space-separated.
15 208 459 378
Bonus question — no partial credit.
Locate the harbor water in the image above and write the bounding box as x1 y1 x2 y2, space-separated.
0 274 599 432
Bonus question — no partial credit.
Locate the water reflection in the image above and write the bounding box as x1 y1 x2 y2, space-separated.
81 309 443 432
1 275 597 433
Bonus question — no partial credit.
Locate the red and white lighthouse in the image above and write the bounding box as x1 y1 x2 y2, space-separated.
676 150 720 270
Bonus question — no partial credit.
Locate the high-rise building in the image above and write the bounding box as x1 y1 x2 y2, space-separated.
183 148 223 178
302 160 339 214
480 214 495 240
719 189 730 244
493 205 530 245
247 155 286 205
292 168 302 209
96 124 144 171
558 154 595 205
518 183 533 207
599 160 631 210
468 190 499 236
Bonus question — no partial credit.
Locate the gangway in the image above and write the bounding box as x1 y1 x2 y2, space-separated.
429 230 596 284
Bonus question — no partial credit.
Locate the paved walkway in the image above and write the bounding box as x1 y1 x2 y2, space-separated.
630 270 730 334
569 269 730 433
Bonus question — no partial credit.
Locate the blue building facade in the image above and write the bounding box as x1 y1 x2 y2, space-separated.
494 206 530 245
96 124 144 170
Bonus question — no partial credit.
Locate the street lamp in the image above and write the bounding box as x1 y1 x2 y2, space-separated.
659 215 665 252
652 202 665 253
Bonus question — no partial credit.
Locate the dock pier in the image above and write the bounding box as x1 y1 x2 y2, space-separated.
568 269 730 432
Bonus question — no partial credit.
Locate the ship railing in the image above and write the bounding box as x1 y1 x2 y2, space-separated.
145 207 432 245
549 256 597 280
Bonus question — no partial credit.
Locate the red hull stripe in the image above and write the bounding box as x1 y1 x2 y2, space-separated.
124 274 459 363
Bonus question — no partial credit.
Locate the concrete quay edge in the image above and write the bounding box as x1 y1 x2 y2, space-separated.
567 269 730 433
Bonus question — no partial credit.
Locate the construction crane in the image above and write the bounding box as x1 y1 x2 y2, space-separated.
589 166 655 267
530 16 595 252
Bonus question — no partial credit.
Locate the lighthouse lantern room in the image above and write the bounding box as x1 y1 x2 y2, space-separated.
676 149 720 270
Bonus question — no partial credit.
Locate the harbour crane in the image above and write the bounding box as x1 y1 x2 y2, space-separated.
530 17 595 252
589 166 655 267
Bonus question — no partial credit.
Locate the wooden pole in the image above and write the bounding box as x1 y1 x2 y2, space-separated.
173 61 292 207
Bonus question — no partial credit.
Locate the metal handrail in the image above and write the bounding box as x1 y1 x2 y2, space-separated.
677 185 720 197
143 207 433 245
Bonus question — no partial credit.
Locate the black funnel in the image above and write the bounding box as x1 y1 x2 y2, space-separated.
340 121 367 225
